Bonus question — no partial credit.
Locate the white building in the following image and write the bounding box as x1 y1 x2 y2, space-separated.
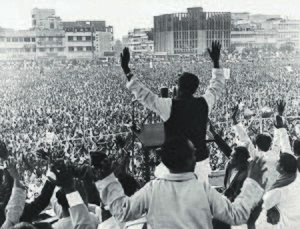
122 28 154 55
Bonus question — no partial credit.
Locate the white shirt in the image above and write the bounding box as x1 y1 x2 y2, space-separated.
96 173 264 229
261 179 300 229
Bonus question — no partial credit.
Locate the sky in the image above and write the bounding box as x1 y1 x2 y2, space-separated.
0 0 300 39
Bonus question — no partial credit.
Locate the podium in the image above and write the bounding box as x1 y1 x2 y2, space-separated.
133 123 165 148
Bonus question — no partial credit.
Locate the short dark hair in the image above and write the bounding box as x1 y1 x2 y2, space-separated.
279 153 297 174
293 140 300 156
256 134 272 152
178 72 199 95
161 136 195 171
234 146 250 162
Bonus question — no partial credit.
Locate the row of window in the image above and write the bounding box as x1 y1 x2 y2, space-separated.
68 46 94 52
0 47 65 53
68 36 95 41
0 37 36 42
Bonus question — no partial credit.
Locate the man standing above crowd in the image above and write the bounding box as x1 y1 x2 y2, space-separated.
120 41 224 181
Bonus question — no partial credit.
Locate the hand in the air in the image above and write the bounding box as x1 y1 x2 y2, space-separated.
277 99 286 116
248 157 268 189
6 157 20 180
207 41 221 68
120 47 131 76
231 105 239 125
51 160 75 193
92 157 113 181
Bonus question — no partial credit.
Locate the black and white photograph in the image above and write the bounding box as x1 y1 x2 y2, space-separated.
0 0 300 228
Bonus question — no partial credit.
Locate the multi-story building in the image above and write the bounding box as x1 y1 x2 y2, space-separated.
0 8 114 60
0 29 36 60
122 28 154 55
154 7 231 54
62 21 114 59
231 13 300 51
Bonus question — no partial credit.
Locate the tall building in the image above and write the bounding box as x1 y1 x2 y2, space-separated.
122 28 154 55
154 7 231 54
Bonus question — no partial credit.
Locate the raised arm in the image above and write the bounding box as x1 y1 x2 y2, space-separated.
121 47 172 121
232 105 256 158
93 158 150 223
206 157 266 225
202 41 225 113
1 159 26 229
209 121 232 158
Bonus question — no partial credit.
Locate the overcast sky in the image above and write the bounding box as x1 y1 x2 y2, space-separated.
0 0 300 39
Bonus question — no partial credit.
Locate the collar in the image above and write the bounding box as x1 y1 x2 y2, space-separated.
159 172 197 181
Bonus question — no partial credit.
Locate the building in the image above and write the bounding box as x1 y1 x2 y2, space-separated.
154 7 231 54
0 29 36 60
95 26 114 56
0 8 114 60
231 13 300 51
122 28 154 55
32 8 62 30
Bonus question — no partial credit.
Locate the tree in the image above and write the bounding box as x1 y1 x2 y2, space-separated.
279 42 295 53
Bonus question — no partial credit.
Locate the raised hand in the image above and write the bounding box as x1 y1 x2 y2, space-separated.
248 157 267 189
6 157 20 180
232 105 239 125
277 99 286 116
92 157 113 181
207 41 221 68
120 47 131 76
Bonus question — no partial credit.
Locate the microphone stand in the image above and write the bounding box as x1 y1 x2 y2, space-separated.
131 100 137 174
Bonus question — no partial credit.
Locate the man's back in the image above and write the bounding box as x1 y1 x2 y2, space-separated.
146 173 214 229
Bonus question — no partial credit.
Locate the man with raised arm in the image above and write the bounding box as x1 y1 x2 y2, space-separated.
120 41 225 181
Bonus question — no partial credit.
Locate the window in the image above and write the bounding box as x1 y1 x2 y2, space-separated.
24 37 31 42
86 36 91 41
0 37 4 42
32 37 35 42
68 36 73 41
68 47 74 52
50 22 54 29
49 48 54 52
32 48 36 52
25 48 31 52
6 37 11 42
86 46 92 51
57 47 64 52
19 37 24 42
77 47 83 51
77 36 82 41
48 37 53 41
39 48 45 52
12 37 18 42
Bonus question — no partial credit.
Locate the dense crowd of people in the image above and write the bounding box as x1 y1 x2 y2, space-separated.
0 41 300 228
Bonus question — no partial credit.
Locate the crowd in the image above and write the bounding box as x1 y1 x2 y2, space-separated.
0 41 300 228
